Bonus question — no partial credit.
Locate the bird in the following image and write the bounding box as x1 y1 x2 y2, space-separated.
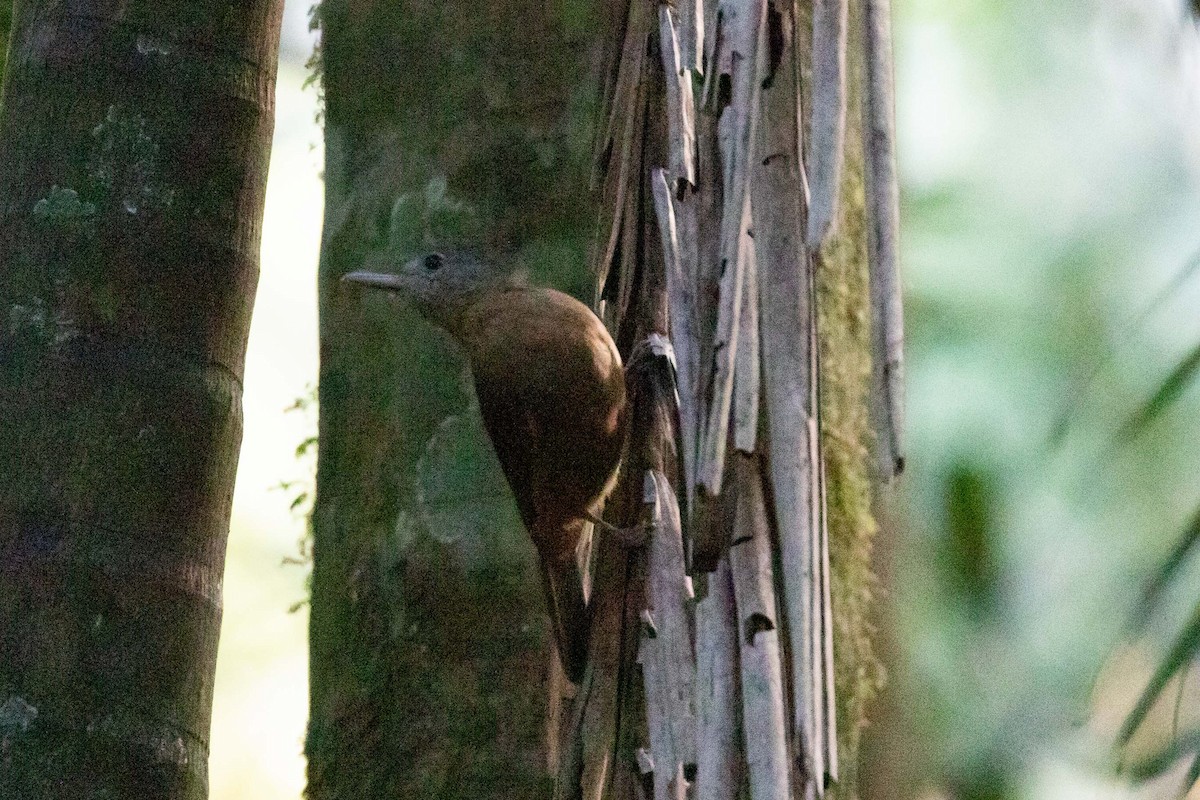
342 251 628 683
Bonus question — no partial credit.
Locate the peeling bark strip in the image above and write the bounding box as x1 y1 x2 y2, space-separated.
817 419 838 781
0 1 283 798
658 6 697 190
651 168 700 515
751 1 833 787
639 471 698 800
695 559 741 800
594 0 655 315
862 0 905 478
732 204 759 455
729 455 792 800
697 0 769 497
806 0 849 249
678 0 705 74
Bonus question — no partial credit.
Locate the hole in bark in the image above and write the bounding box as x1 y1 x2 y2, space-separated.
717 73 732 108
744 612 775 644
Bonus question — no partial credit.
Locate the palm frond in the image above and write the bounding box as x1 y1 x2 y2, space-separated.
1050 243 1200 447
1118 601 1200 746
1129 506 1200 635
1116 341 1200 443
1121 728 1200 783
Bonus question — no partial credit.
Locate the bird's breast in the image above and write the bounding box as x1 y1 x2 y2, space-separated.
459 286 627 524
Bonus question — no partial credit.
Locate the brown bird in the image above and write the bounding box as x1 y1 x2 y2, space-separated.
343 251 627 683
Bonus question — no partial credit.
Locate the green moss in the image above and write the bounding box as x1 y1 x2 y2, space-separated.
32 185 97 228
88 105 175 216
818 48 886 800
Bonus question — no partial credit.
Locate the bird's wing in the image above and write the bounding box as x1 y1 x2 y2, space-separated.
473 376 540 531
475 374 589 683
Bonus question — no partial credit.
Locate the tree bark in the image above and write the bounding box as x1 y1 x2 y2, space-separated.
307 1 596 797
565 0 887 797
0 2 283 798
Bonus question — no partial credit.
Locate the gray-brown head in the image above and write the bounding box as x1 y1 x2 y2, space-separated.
342 250 512 329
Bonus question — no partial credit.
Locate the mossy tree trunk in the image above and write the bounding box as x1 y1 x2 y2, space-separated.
556 0 890 797
0 2 284 798
307 1 596 797
308 0 894 795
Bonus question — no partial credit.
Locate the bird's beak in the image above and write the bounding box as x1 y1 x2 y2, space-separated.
340 271 408 292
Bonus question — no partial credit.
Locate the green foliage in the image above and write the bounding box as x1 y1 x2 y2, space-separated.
304 3 324 125
1129 507 1200 630
1118 603 1200 746
1117 342 1200 443
894 2 1200 798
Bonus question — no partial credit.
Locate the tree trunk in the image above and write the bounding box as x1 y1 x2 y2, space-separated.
0 3 283 798
308 0 893 794
557 0 889 797
306 1 596 797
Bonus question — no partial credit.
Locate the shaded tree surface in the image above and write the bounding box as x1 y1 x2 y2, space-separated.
306 0 596 797
309 0 889 797
0 4 10 84
0 2 284 799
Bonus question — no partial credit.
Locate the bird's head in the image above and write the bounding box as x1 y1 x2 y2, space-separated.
342 250 510 327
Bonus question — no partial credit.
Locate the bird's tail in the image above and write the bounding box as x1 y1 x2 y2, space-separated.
539 545 589 685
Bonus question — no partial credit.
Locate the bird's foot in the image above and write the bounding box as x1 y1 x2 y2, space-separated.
585 513 650 548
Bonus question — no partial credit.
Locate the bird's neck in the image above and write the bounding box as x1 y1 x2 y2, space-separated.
419 292 476 336
428 283 524 346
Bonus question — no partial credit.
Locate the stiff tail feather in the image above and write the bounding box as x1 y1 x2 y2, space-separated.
539 552 589 684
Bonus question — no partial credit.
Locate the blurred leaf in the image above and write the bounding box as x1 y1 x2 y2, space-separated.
1052 243 1200 447
1121 728 1200 781
1117 341 1200 443
1129 505 1200 635
285 384 318 413
1118 601 1200 745
942 461 1000 611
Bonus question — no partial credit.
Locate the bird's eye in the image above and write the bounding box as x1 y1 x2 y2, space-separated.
424 253 444 272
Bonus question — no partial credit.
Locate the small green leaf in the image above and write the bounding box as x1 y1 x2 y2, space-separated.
288 599 309 614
